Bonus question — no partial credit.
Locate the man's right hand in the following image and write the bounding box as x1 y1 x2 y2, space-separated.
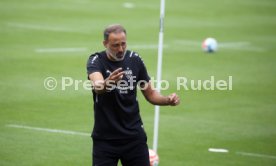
89 68 124 94
106 68 124 84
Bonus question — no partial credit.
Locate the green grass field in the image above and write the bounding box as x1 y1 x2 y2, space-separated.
1 0 276 165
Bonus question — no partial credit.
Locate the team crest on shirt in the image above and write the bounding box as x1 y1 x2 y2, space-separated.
124 67 133 80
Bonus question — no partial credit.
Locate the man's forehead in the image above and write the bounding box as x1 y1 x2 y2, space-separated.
109 31 126 37
108 32 126 41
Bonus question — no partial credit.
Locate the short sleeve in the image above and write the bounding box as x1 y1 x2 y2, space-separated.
136 53 150 83
86 53 102 79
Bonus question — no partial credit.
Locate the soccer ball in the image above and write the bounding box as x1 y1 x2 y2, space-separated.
149 149 159 166
202 37 218 53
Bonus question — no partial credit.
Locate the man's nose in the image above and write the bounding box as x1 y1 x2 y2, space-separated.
118 45 123 52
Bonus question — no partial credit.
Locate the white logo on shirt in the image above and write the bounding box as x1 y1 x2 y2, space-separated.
124 67 133 80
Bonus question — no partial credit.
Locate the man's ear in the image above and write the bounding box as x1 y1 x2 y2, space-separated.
103 40 108 48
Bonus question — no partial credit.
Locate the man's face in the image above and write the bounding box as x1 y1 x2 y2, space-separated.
104 32 127 61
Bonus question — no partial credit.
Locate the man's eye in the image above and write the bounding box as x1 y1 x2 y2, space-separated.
112 43 126 47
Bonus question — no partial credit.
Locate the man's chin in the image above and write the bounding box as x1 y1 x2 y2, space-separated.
116 52 126 60
116 55 124 59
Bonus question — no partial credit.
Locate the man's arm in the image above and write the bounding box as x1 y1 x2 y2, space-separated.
141 81 180 106
89 68 124 94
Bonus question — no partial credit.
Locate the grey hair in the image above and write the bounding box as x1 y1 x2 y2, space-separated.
103 24 126 41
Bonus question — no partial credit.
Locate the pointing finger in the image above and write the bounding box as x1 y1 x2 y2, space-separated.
112 68 123 75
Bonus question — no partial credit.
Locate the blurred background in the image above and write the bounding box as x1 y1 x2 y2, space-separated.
0 0 276 165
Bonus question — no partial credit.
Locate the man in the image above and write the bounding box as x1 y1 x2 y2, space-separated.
86 24 180 166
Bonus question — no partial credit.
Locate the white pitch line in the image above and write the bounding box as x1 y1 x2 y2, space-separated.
236 151 276 160
219 42 265 52
6 124 90 137
208 148 276 160
173 39 200 46
35 47 88 53
6 22 83 33
208 148 229 153
173 39 265 52
129 44 168 50
123 2 135 9
219 41 250 48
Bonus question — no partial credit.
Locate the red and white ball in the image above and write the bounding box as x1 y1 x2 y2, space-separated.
202 37 218 53
149 149 159 166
